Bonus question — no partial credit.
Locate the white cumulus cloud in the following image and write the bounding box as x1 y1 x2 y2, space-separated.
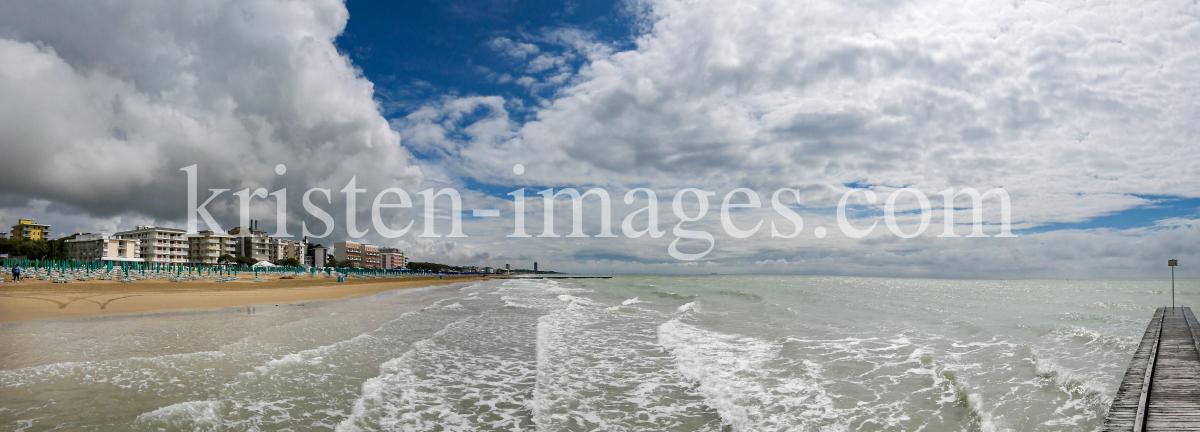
0 0 421 233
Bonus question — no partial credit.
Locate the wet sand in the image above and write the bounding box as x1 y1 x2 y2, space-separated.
0 275 487 324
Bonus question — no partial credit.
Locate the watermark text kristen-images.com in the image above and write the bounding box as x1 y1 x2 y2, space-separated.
181 164 1016 261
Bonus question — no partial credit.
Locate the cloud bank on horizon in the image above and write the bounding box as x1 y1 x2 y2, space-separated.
1 0 1198 278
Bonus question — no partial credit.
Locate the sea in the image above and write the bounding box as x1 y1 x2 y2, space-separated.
0 275 1192 431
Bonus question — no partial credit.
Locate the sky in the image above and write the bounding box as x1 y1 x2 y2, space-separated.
1 0 1198 278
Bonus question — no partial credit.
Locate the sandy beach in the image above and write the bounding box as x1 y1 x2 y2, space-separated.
0 275 488 324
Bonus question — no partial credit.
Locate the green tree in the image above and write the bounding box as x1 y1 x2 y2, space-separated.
407 262 460 272
46 235 75 260
0 238 49 260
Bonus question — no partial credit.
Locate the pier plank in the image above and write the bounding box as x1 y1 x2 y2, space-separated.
1105 307 1200 432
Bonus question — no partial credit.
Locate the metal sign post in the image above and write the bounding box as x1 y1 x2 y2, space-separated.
1169 259 1178 309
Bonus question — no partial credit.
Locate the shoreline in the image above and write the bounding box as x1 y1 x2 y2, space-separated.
0 275 489 325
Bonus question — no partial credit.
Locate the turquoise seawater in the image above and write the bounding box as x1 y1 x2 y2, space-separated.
0 276 1194 431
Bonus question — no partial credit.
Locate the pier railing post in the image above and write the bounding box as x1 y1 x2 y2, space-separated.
1169 259 1178 309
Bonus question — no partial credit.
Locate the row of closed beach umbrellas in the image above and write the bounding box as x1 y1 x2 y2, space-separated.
1 258 442 283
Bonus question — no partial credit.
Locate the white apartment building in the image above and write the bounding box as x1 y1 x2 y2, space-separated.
115 226 188 265
186 230 237 265
65 233 142 262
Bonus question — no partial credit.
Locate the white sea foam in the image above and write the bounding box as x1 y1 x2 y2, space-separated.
12 419 33 432
658 319 843 431
339 319 538 430
339 279 560 432
133 400 224 431
534 297 715 430
1029 348 1112 416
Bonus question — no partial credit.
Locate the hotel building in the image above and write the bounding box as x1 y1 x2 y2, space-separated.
268 237 307 264
115 226 189 265
11 219 51 240
332 241 363 267
306 243 329 268
378 247 408 269
186 230 237 265
362 244 380 268
64 233 141 262
227 222 270 262
380 252 407 269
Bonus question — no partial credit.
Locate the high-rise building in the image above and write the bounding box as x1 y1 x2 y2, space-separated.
65 233 141 262
11 219 51 241
186 230 237 265
115 226 188 264
534 262 538 272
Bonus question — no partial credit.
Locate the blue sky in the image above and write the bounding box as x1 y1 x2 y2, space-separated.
1018 197 1200 233
336 0 628 119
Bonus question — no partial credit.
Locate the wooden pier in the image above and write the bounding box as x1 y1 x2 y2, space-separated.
1104 307 1200 431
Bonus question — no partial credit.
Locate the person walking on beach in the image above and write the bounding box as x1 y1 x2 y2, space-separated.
12 265 21 282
